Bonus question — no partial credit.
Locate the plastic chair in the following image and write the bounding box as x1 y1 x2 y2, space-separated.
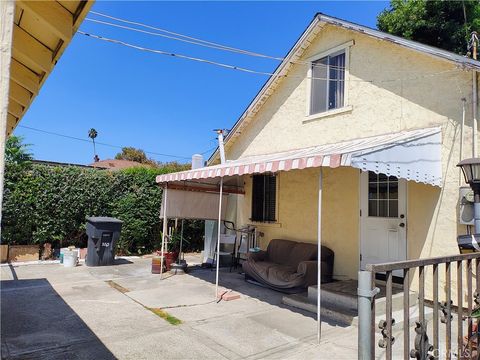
212 234 237 272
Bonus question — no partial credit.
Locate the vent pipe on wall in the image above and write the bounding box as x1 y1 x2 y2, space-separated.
215 129 226 164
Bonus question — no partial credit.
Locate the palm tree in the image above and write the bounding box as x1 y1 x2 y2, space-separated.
88 128 98 161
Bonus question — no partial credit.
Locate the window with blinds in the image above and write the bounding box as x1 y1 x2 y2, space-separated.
310 50 345 115
251 174 277 222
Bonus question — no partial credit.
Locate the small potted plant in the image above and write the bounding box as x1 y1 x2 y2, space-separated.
157 231 180 271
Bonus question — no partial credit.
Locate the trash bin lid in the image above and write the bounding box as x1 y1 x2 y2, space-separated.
86 216 123 224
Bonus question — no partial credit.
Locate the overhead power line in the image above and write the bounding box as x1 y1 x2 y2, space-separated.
88 11 462 74
89 11 285 61
17 125 199 160
78 31 283 77
78 30 461 84
85 14 345 71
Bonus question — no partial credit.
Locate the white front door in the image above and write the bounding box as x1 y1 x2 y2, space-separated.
360 171 407 277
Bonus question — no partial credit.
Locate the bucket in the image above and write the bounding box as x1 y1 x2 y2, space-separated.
63 250 78 268
59 247 68 263
151 256 163 274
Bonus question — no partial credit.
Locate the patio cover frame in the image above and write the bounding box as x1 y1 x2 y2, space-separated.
156 127 443 343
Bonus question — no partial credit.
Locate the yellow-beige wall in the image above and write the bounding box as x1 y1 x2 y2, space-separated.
224 24 477 283
236 167 360 279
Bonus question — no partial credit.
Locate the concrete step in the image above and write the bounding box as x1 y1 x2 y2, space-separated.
308 284 418 315
282 293 433 329
375 291 418 316
308 285 357 311
282 293 357 326
351 304 434 328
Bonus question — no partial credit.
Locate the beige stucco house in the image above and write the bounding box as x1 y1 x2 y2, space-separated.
156 13 480 284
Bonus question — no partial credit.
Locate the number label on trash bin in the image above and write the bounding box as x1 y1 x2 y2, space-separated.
101 242 110 247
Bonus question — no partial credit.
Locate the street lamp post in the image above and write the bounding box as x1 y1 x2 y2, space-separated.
458 158 480 234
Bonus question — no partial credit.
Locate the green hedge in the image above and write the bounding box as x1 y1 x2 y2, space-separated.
2 164 204 254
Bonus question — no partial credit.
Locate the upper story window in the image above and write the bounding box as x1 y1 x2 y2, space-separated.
251 174 277 222
310 50 346 115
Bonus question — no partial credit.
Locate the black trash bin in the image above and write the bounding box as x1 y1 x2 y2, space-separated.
85 217 123 266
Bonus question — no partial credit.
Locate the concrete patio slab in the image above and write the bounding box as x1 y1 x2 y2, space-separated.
0 257 361 359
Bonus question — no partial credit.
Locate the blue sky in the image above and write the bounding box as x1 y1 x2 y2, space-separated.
14 1 389 165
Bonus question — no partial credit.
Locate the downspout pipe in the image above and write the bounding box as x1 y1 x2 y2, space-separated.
473 70 478 157
472 31 478 157
461 98 466 186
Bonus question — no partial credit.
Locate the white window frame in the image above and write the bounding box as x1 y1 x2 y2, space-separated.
304 40 354 123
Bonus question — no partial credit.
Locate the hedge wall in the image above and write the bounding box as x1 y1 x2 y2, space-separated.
1 164 204 254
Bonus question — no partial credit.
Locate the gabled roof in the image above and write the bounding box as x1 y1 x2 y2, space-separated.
208 13 480 164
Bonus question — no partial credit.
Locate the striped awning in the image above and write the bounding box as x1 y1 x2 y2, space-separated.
156 127 442 187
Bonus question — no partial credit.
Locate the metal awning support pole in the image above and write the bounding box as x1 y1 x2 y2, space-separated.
317 167 323 344
179 219 184 263
160 184 168 279
215 177 224 299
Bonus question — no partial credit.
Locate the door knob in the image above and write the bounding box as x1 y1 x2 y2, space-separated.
399 222 405 228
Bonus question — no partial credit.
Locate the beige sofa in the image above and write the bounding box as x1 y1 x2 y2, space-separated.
242 239 334 293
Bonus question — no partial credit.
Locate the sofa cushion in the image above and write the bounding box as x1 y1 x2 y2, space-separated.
286 242 317 268
267 264 301 285
267 239 297 264
249 261 278 276
246 261 300 286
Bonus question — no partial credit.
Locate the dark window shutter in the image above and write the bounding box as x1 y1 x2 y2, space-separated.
251 174 276 222
251 175 265 221
264 175 276 221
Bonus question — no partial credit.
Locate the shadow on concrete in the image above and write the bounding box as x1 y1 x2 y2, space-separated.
1 278 116 359
82 258 133 267
187 265 347 327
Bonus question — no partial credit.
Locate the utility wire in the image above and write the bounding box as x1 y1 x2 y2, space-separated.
89 11 285 61
78 30 461 84
84 17 346 71
78 31 283 77
88 11 463 74
17 125 201 160
200 146 217 155
85 18 283 61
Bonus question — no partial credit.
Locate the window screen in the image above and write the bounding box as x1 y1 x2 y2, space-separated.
251 174 276 222
310 51 345 115
367 171 399 218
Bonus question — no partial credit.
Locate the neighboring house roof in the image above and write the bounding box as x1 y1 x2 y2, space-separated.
208 13 480 164
32 159 98 169
90 159 151 170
